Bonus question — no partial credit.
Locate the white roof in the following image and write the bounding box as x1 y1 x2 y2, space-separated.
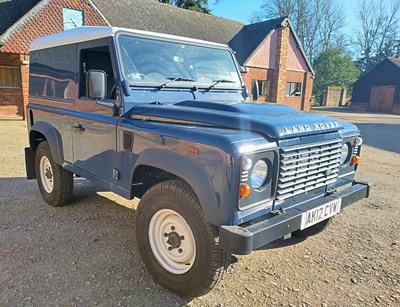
30 26 229 51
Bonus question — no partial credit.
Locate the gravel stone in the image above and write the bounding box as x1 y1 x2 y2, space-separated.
0 109 399 306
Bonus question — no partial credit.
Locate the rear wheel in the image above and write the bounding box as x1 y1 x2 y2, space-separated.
35 141 73 207
292 218 332 238
136 180 230 297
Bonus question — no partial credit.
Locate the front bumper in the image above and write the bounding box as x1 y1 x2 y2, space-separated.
219 181 370 255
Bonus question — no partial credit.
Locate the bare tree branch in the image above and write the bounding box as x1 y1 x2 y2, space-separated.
353 0 400 71
252 0 345 63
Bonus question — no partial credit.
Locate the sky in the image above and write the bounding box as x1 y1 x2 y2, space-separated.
209 0 359 37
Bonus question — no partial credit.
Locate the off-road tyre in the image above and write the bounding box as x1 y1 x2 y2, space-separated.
35 141 73 207
292 218 332 238
136 180 230 297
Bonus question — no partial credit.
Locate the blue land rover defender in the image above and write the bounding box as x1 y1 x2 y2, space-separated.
25 27 370 297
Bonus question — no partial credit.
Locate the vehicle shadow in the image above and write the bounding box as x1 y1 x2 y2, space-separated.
0 177 189 306
255 235 307 251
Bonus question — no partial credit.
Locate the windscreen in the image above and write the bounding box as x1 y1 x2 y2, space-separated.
117 34 242 89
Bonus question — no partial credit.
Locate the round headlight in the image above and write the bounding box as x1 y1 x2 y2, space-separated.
250 160 268 189
340 143 351 165
355 137 363 146
241 157 253 171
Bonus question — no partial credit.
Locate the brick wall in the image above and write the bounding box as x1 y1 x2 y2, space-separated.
242 67 274 102
282 70 313 111
392 104 400 115
303 72 313 111
350 102 368 112
272 26 290 104
0 53 24 118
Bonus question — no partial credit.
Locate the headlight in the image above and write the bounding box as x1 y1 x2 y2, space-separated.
250 160 268 189
340 143 351 165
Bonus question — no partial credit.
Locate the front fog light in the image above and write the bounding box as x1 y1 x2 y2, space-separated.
250 160 268 189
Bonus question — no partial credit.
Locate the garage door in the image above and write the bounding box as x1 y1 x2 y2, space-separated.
369 86 395 112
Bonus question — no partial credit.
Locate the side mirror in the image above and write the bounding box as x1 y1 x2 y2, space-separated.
87 69 106 100
240 66 248 74
252 80 259 101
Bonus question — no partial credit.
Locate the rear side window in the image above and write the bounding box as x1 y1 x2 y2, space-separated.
29 44 77 101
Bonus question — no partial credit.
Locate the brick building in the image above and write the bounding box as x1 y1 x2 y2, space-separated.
0 0 108 118
0 0 314 119
351 57 400 114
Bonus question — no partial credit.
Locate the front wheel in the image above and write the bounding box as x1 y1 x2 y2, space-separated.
136 180 230 297
35 141 73 207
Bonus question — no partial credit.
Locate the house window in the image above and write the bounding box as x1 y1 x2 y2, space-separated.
252 80 270 97
0 66 20 88
286 82 302 97
63 8 84 31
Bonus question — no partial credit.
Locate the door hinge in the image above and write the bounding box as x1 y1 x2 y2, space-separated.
113 169 120 180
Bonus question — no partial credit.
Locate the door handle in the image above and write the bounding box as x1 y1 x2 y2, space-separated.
72 124 85 132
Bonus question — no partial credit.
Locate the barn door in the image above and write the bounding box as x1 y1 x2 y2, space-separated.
369 86 395 112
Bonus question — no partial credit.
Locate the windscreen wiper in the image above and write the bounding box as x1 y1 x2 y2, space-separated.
207 79 235 91
158 77 195 89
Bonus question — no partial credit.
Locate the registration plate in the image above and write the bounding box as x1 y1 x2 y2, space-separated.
300 198 342 230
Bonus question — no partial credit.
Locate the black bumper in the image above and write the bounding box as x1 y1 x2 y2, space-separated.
219 182 370 255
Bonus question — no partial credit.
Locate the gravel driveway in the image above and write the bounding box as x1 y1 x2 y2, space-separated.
0 108 399 306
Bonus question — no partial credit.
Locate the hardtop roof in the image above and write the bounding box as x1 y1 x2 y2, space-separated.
30 26 230 52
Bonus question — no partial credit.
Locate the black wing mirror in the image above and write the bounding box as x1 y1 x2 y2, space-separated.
87 69 106 100
239 66 248 74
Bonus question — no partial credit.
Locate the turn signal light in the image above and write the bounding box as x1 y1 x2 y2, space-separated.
188 146 199 155
352 155 360 165
240 183 251 197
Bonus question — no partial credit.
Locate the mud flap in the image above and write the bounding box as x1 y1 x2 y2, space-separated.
25 147 36 179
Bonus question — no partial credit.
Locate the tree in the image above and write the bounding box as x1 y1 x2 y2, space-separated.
312 48 360 98
156 0 211 14
251 0 346 63
353 0 400 72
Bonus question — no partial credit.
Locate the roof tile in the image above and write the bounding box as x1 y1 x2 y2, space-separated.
0 0 41 38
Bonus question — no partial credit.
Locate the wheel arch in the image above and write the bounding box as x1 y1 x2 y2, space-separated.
29 121 64 165
131 149 222 226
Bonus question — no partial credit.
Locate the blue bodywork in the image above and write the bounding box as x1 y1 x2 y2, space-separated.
26 31 364 231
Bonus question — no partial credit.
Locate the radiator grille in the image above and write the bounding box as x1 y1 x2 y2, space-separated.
276 140 342 200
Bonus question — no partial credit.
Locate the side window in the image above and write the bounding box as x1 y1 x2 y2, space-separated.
79 46 115 99
252 80 270 97
29 45 76 101
0 66 20 88
286 82 302 97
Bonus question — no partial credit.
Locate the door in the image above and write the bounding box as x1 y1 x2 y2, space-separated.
72 41 119 183
369 86 395 113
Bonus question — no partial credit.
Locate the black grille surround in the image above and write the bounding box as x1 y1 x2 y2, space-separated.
276 139 342 201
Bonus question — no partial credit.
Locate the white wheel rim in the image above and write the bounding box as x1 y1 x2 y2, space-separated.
39 156 54 193
148 209 196 274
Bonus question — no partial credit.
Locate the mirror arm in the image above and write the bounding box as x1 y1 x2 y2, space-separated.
122 79 131 96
